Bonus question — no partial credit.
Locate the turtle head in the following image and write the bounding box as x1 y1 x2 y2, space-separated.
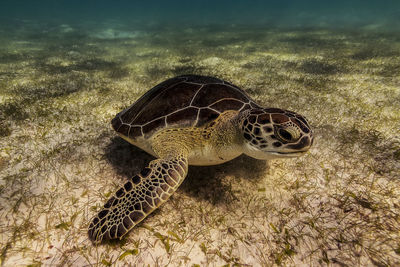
240 108 313 159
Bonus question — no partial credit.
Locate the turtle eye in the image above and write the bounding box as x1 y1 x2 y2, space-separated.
278 129 292 141
277 128 299 142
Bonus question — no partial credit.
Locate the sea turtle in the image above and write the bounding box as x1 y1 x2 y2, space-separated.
88 74 314 243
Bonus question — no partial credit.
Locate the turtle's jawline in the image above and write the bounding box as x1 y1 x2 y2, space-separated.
268 151 307 156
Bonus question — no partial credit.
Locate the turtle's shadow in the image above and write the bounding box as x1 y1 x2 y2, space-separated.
104 137 155 178
104 136 268 205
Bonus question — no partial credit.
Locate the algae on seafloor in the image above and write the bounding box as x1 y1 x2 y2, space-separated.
0 21 399 266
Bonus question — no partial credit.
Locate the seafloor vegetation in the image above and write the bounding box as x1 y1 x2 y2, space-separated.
0 20 399 266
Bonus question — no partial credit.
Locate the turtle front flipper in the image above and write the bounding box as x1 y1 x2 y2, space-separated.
88 156 188 244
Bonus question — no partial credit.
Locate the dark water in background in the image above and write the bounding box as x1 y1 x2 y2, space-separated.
1 0 400 30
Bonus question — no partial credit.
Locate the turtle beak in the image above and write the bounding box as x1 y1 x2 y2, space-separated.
275 151 307 157
264 150 307 158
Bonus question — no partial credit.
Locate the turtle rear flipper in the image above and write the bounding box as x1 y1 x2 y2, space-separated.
88 156 188 244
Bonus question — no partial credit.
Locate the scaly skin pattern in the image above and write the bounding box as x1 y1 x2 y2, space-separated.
88 111 241 243
88 153 189 243
152 110 243 166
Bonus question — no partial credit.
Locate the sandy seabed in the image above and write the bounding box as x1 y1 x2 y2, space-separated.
0 20 399 266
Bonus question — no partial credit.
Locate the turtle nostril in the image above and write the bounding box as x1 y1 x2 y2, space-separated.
278 129 292 141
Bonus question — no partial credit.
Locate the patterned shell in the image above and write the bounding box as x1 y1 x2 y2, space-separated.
111 75 260 139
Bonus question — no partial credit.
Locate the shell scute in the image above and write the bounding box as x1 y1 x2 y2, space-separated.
123 76 187 121
112 75 254 139
191 83 249 107
128 126 142 139
111 116 122 131
132 82 201 125
166 107 199 127
117 124 130 137
210 99 246 112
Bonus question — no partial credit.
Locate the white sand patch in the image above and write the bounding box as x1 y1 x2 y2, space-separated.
59 24 74 33
199 57 223 67
91 29 143 40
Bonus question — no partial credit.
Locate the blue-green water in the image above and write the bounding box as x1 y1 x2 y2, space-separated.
1 0 400 30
